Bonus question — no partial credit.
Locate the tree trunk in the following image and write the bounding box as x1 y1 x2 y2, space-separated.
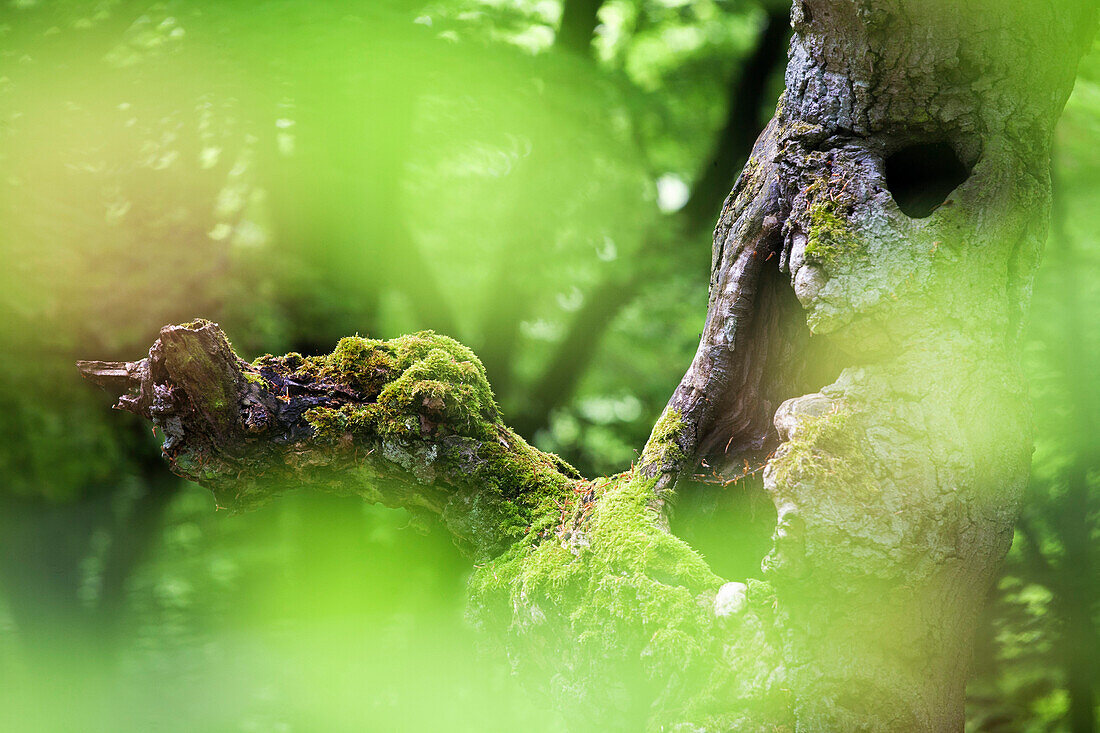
79 1 1096 729
645 1 1095 727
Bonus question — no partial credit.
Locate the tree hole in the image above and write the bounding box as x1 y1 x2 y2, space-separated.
884 141 970 219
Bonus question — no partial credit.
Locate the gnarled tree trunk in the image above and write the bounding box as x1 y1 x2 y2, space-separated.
79 1 1095 729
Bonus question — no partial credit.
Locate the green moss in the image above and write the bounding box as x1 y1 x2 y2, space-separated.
317 336 395 397
591 472 719 588
298 330 579 555
465 415 727 674
449 426 577 526
304 404 373 443
370 343 499 440
804 199 861 268
271 325 789 723
244 372 266 387
467 470 726 718
768 404 877 499
250 350 323 379
300 331 578 543
471 472 721 602
303 332 500 440
639 407 686 469
228 324 793 725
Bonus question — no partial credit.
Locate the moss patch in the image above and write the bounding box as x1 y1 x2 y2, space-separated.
299 331 502 443
639 407 686 470
468 471 724 714
768 403 877 499
304 404 373 443
318 335 395 398
372 341 499 440
804 199 861 269
297 331 578 557
243 371 266 387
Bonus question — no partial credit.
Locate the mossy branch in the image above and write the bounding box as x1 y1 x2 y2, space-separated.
79 319 749 725
78 319 582 561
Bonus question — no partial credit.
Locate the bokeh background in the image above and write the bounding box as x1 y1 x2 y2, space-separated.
0 2 1095 730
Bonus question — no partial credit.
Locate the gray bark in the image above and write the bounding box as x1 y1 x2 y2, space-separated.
650 0 1096 728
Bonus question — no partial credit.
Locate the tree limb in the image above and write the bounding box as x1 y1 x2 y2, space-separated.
80 320 582 561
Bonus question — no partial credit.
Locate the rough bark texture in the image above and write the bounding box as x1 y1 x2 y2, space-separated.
647 0 1097 728
79 1 1096 730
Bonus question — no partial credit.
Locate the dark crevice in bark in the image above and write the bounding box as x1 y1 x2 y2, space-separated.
694 255 796 465
670 225 849 483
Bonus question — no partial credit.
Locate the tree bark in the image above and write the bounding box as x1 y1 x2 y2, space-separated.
647 0 1096 727
79 1 1097 729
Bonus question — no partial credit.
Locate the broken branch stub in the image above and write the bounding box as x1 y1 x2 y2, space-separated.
77 319 581 560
